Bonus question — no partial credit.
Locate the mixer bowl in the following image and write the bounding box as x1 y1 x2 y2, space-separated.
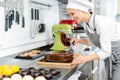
65 33 81 39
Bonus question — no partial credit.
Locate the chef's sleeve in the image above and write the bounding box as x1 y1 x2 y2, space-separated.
96 22 114 60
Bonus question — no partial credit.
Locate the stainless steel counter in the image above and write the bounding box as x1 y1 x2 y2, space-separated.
0 53 86 80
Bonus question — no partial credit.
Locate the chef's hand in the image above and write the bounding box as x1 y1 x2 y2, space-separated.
70 38 80 45
70 38 88 45
71 55 88 67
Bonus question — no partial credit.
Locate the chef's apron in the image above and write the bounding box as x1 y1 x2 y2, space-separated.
85 15 120 80
111 41 120 80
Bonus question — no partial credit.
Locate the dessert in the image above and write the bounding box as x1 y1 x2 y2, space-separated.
35 76 46 80
22 75 34 80
38 68 46 75
44 52 73 62
38 68 45 72
17 67 60 80
49 68 60 76
28 52 38 57
19 68 30 76
11 74 22 80
28 67 35 72
30 69 42 78
44 73 53 79
31 50 41 54
31 72 42 78
2 77 12 80
18 52 29 57
18 50 41 58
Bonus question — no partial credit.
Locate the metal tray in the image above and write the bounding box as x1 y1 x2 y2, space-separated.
15 51 45 59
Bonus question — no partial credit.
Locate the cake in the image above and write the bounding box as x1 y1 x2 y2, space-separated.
44 52 73 62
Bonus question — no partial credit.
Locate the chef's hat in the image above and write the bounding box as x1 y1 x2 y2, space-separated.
67 0 94 13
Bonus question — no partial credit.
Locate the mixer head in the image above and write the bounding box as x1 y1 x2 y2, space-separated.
51 24 72 51
52 24 72 33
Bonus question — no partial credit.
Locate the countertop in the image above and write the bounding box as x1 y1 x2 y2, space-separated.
0 53 85 80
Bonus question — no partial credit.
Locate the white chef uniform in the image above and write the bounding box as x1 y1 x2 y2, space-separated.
84 14 120 60
83 14 120 80
67 0 120 80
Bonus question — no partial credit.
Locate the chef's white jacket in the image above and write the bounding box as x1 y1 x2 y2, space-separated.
83 14 120 60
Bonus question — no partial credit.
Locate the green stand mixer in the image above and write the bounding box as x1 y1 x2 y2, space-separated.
51 24 72 51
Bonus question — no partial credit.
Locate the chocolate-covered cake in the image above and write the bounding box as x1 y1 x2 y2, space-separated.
44 52 73 62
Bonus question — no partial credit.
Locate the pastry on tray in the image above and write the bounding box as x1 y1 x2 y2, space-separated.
18 50 41 58
18 51 29 57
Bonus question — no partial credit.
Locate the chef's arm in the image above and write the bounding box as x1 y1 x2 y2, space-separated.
85 54 99 62
72 49 111 65
70 38 89 45
72 54 99 65
79 38 89 45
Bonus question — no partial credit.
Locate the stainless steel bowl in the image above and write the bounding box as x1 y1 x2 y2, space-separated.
65 33 81 39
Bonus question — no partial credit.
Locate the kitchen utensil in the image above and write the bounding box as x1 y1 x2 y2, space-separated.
5 10 14 31
21 0 25 28
9 12 13 28
35 9 37 20
36 9 39 20
21 16 25 27
31 8 34 20
39 23 45 33
51 24 72 51
5 17 9 31
39 8 45 33
15 11 20 24
65 42 74 53
30 8 35 38
11 10 14 21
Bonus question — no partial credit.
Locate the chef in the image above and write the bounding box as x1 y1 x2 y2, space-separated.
66 0 120 80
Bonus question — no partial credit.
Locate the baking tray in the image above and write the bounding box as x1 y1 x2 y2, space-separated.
37 53 80 69
15 51 45 59
1 67 61 80
19 67 61 80
37 58 72 69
